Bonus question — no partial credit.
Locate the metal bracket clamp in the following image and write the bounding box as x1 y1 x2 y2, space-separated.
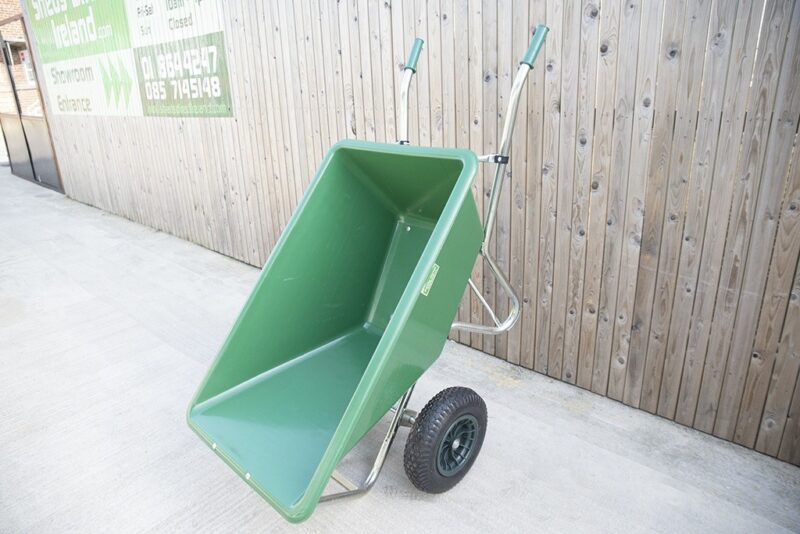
320 385 416 502
478 154 510 164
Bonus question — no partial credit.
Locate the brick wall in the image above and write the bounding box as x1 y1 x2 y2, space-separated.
0 1 23 41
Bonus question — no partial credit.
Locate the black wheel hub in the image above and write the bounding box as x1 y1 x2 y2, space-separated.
436 414 478 477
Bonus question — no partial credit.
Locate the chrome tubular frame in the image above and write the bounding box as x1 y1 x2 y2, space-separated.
451 63 533 336
320 385 416 502
398 68 414 144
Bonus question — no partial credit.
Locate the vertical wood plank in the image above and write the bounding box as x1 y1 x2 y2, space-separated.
534 0 562 373
547 0 579 380
337 0 357 140
266 6 295 226
276 0 308 202
506 0 529 365
293 0 321 165
252 5 280 253
428 0 444 150
520 3 544 369
221 5 260 263
468 0 486 351
230 3 268 262
305 0 331 156
567 0 600 388
314 2 340 149
347 0 368 142
286 0 315 197
362 0 382 142
450 0 472 345
494 0 513 359
378 2 397 142
414 0 432 147
481 0 498 357
262 3 291 235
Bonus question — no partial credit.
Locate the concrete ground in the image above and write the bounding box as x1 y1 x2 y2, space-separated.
1 168 799 534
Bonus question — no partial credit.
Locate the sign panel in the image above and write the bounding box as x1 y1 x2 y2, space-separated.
25 0 233 117
134 31 231 117
44 50 143 116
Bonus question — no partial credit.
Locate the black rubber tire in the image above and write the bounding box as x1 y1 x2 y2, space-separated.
403 387 487 493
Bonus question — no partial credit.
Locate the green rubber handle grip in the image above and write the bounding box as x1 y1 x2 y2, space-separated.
405 38 424 72
522 24 549 68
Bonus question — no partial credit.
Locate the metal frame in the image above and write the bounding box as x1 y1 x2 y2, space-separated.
322 26 546 503
320 385 416 502
397 68 414 145
451 62 533 336
400 60 537 336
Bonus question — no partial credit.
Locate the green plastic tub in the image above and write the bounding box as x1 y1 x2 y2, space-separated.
188 140 481 522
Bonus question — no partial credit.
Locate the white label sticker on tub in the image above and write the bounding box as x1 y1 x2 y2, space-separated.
421 263 440 296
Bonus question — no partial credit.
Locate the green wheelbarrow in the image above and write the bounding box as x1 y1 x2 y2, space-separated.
188 25 548 523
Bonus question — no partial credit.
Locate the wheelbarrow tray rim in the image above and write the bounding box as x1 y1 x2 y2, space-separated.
187 139 478 522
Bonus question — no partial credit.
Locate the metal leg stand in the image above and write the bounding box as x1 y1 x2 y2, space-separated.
320 385 417 502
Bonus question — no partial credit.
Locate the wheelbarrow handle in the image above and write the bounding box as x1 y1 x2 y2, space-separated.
481 23 549 246
405 38 425 73
398 38 424 144
453 24 549 337
522 24 549 68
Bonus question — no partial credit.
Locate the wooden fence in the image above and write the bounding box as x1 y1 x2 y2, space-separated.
27 0 800 464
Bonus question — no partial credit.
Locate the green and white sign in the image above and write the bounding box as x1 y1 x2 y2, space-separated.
46 50 140 116
134 31 231 117
26 0 233 117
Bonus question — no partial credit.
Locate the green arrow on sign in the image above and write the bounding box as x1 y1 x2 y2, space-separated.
117 57 132 107
99 58 133 109
99 60 113 105
110 60 121 104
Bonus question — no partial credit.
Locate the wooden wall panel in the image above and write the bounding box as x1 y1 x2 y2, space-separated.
26 0 800 464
